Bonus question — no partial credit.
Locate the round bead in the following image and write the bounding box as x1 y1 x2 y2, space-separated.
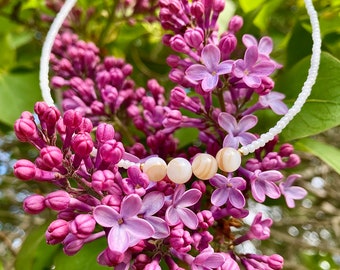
192 153 218 180
167 157 192 184
143 157 167 182
216 147 241 172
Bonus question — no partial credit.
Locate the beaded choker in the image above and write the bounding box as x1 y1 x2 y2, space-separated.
39 0 321 184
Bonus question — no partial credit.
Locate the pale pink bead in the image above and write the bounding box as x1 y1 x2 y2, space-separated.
167 157 192 184
191 153 218 180
216 147 241 172
143 157 167 182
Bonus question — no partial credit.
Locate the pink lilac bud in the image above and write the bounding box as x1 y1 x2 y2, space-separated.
13 159 36 180
42 106 60 135
228 15 243 33
64 109 83 129
91 100 105 115
191 1 204 18
63 234 85 256
58 209 77 221
162 110 182 128
96 123 115 145
92 170 116 192
14 118 37 142
197 210 214 229
34 102 49 116
169 225 192 253
133 254 152 269
145 259 162 270
285 154 301 168
169 35 190 54
69 214 96 238
279 143 294 157
101 194 122 211
97 248 125 267
71 132 94 158
147 79 165 97
245 158 262 171
219 33 237 60
40 146 63 168
184 27 204 48
99 139 125 164
46 219 69 244
268 254 284 269
45 190 71 211
76 118 93 133
23 194 46 214
51 76 67 87
191 180 206 193
191 230 213 251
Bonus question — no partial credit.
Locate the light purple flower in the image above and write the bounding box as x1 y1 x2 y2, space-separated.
248 212 273 240
121 166 149 196
210 174 247 208
93 194 154 253
232 46 275 88
279 174 307 208
165 185 202 229
218 112 257 149
185 44 233 92
249 169 282 203
139 191 170 238
259 91 288 115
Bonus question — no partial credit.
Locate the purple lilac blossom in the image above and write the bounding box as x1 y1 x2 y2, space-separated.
93 194 154 253
279 174 307 208
218 112 258 149
185 44 233 92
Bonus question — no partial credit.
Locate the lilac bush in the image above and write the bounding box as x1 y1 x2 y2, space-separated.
12 0 309 269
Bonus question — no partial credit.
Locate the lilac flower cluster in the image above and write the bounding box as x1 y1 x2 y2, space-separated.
13 0 309 269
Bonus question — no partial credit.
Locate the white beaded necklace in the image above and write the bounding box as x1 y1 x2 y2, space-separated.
39 0 321 184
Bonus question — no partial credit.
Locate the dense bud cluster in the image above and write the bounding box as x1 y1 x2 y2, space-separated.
12 0 310 269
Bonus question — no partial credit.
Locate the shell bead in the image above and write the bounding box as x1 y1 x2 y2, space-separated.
192 153 218 180
167 157 192 184
216 147 241 172
143 157 167 182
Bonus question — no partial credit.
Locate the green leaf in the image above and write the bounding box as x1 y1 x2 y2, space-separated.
53 238 111 270
275 52 340 141
15 222 60 270
238 0 265 13
0 71 41 126
253 0 283 32
294 138 340 175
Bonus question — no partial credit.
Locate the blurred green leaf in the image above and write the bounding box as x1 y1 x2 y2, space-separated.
15 221 60 270
0 71 41 126
53 238 111 270
295 138 340 174
275 52 340 141
238 0 265 13
253 0 283 32
0 34 16 70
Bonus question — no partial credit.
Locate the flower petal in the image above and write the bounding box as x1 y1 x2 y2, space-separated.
201 74 218 91
223 134 239 149
259 170 283 182
210 173 228 188
265 182 281 199
238 132 257 146
218 112 237 133
258 36 273 55
244 46 258 67
201 44 220 72
270 100 288 115
120 194 142 218
232 60 246 78
140 191 164 216
211 188 228 207
186 64 210 81
251 62 275 76
242 34 257 48
93 205 120 227
165 206 180 226
244 75 261 88
176 188 202 208
216 60 233 75
229 189 246 208
251 180 266 203
107 224 129 253
177 207 198 229
237 115 258 133
199 253 225 268
124 217 154 246
145 216 170 239
229 177 247 190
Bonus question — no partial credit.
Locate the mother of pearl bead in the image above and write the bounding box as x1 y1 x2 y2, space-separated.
192 153 218 180
167 157 192 184
216 147 241 172
143 157 167 182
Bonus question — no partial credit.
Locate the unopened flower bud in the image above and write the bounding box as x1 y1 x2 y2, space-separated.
96 123 115 145
13 159 36 180
92 170 116 192
23 194 46 214
14 118 37 142
184 27 204 48
228 15 243 32
45 190 71 211
46 219 69 244
268 254 284 269
63 234 84 256
63 109 83 129
71 132 94 157
100 140 125 164
70 214 96 238
40 146 63 168
170 35 190 54
163 110 182 128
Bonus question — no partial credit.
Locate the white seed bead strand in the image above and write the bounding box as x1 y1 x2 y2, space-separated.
167 158 193 184
117 159 140 169
239 0 321 156
40 0 77 106
143 157 168 182
192 153 218 180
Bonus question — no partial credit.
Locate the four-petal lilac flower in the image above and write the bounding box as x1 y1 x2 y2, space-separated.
259 91 288 115
218 112 258 149
93 194 154 253
139 191 170 238
165 185 202 230
279 174 307 208
210 174 247 208
232 46 275 88
186 44 233 92
249 169 282 203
